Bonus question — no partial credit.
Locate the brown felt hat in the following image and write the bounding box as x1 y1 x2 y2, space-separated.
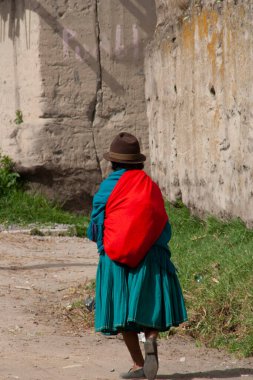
103 132 146 164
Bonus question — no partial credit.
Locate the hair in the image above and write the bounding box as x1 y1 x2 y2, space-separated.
111 161 144 171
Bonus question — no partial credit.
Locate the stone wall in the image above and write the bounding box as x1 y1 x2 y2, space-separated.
145 0 253 226
0 0 156 210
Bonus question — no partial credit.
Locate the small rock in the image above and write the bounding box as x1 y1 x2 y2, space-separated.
63 364 82 369
14 286 32 290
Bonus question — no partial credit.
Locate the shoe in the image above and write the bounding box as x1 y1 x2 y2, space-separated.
143 338 158 380
120 367 146 379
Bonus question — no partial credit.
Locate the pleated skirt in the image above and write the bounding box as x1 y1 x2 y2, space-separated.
95 246 188 335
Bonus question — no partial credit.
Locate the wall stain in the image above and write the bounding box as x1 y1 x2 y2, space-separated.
197 10 208 40
161 39 172 55
220 30 225 80
208 10 218 25
207 31 219 79
182 17 195 52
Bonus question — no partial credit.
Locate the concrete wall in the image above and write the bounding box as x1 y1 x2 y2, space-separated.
145 0 253 226
0 1 42 160
0 0 156 210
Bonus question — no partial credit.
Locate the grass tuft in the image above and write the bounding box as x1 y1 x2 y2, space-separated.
166 202 253 357
0 190 89 236
64 280 95 331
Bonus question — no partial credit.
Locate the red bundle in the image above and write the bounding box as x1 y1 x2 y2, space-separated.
103 170 168 267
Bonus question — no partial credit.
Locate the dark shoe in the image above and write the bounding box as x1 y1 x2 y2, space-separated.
143 338 158 380
120 367 146 379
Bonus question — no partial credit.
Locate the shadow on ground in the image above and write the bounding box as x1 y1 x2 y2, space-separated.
0 262 96 270
157 367 253 379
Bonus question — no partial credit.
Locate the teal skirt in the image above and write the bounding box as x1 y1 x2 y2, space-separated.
95 242 187 335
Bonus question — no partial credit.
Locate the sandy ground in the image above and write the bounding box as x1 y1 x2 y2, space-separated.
0 233 253 380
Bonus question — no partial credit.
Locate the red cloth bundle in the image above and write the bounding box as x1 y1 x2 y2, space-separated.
103 170 168 268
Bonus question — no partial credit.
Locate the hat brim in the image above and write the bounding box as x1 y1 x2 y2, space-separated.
103 152 146 164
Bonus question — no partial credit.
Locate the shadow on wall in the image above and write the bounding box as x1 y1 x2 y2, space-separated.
112 0 157 64
0 0 157 95
118 0 156 36
0 0 25 40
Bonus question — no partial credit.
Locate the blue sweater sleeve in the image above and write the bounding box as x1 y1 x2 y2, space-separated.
87 169 126 253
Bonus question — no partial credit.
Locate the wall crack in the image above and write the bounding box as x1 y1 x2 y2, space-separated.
91 0 103 180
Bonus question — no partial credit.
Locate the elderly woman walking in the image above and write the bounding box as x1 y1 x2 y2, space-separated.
87 132 187 380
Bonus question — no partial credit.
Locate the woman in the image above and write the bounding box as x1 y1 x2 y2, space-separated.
87 132 187 380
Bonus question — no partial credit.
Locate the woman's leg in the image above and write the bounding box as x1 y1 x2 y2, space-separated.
144 329 159 340
121 331 144 369
143 329 159 380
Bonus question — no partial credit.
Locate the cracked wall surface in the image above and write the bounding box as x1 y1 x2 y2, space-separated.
145 0 253 226
0 0 156 210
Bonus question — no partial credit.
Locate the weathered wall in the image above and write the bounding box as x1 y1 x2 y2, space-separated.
0 0 156 210
0 1 42 159
145 0 253 226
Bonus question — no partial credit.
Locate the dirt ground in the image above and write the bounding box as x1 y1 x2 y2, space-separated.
0 233 253 380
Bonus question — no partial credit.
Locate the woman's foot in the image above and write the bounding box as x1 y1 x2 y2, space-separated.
143 337 158 380
120 366 146 379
